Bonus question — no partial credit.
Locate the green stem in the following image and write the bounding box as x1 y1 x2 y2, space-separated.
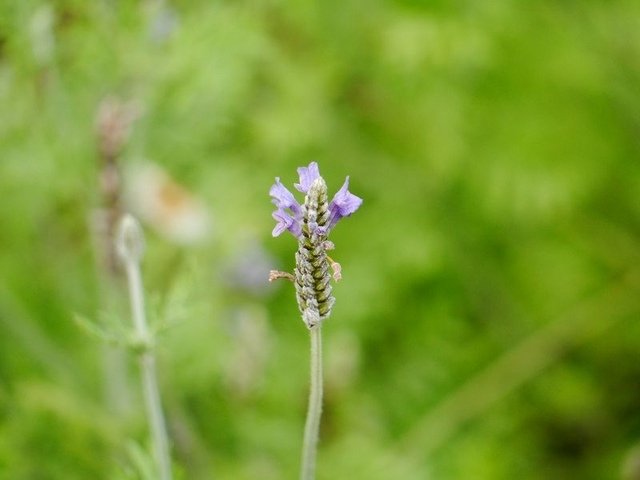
123 249 173 480
300 324 323 480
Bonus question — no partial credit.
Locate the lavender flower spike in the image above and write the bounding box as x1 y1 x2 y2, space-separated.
269 161 362 324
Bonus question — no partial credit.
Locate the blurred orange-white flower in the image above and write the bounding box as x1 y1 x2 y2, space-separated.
126 162 212 245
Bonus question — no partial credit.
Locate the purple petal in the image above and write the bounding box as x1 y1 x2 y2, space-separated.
328 176 363 228
270 178 301 215
272 209 302 238
294 162 321 193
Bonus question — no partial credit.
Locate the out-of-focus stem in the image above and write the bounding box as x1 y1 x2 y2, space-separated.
94 96 137 415
118 215 173 480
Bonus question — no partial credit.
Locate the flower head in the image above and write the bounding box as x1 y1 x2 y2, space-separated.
269 162 362 328
269 162 362 239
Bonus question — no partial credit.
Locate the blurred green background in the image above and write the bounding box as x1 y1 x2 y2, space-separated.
1 0 640 478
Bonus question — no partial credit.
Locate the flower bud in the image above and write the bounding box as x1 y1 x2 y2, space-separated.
116 214 145 264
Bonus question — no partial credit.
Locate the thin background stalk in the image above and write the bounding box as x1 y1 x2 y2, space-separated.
94 96 138 416
119 216 173 480
300 325 323 480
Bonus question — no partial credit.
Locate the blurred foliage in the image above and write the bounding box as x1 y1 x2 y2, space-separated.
1 0 640 478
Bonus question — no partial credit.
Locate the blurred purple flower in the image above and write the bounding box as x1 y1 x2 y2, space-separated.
270 162 362 238
223 242 279 296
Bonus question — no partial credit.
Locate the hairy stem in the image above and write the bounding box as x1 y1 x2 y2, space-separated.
123 247 173 480
300 325 323 480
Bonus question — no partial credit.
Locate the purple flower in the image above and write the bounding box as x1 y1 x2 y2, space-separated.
328 176 363 229
272 208 302 238
294 162 321 193
270 162 362 238
270 177 303 238
270 178 301 215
